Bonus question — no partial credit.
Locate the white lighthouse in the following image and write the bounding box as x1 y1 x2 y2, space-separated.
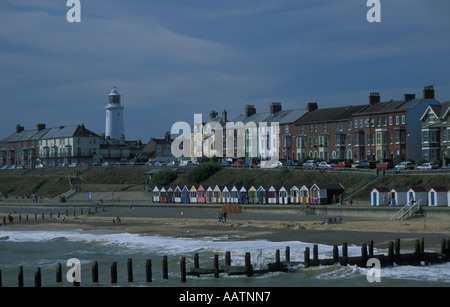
105 87 125 141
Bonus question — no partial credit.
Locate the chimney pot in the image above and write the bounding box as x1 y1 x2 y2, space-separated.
245 105 256 117
423 85 435 99
270 102 282 114
307 102 318 112
15 124 24 133
369 92 380 105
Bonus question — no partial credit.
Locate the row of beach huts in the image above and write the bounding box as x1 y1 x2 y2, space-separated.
151 183 345 205
371 187 450 207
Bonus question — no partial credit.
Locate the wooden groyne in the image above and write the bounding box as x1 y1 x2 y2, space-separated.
2 237 450 287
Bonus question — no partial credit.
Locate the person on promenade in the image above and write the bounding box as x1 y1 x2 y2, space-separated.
223 211 227 223
217 211 222 223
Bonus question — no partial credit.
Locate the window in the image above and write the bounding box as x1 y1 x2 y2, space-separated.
354 120 358 129
309 137 312 147
401 115 405 124
429 114 436 123
376 133 381 145
365 119 369 127
389 133 393 144
367 134 371 146
323 123 327 132
314 124 317 133
383 117 387 126
377 118 381 127
285 125 289 133
309 124 313 133
422 131 429 142
395 116 399 125
339 122 343 131
396 132 400 144
354 135 359 146
389 116 393 125
371 118 375 127
360 119 363 128
348 120 352 130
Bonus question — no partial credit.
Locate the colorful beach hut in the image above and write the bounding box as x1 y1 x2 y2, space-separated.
267 186 278 204
299 185 310 204
221 186 230 203
206 186 213 203
230 185 239 204
407 187 427 206
166 186 174 203
257 186 268 204
189 185 198 203
160 186 168 203
213 185 222 203
390 187 407 206
428 187 448 207
152 186 160 203
290 186 300 204
197 185 206 203
278 185 290 204
174 186 182 203
248 186 258 204
239 186 248 204
310 184 344 204
371 187 389 206
181 185 190 203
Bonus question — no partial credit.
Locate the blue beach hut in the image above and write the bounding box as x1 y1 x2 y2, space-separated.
181 185 190 203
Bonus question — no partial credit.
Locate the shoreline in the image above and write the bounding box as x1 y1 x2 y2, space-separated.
1 204 449 252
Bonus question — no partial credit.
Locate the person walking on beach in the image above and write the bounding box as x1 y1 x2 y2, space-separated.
223 211 227 223
217 211 222 223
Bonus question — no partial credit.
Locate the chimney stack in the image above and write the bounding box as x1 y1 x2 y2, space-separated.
15 124 24 133
245 105 256 117
404 94 416 102
423 85 435 99
36 123 46 131
307 102 318 113
209 110 218 120
222 109 227 123
369 92 380 105
270 102 282 114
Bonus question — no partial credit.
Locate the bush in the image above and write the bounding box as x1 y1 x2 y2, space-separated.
186 163 222 184
149 169 177 188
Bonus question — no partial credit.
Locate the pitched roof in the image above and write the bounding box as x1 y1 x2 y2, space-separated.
295 105 367 125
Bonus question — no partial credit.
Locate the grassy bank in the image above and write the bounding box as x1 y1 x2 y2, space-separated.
0 166 449 200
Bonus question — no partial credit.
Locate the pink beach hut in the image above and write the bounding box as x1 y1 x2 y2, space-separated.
197 185 206 203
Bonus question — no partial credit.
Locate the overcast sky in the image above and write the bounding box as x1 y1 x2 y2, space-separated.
1 0 450 141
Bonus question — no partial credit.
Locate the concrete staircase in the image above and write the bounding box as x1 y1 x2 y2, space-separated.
338 174 380 203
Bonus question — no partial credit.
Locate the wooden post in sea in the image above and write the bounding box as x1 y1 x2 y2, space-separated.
275 250 281 271
245 252 253 277
285 246 290 263
395 239 401 255
369 241 374 258
313 245 318 266
341 243 348 266
333 246 339 263
146 259 152 283
225 251 231 266
162 256 168 279
56 263 62 283
304 247 310 268
34 267 41 287
127 258 134 282
361 243 368 267
92 261 99 283
18 266 24 287
214 254 219 278
111 262 117 284
180 257 186 282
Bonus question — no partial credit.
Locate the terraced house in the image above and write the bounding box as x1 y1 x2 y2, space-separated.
0 124 100 167
420 100 450 164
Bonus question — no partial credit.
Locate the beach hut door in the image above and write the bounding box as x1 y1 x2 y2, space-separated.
430 191 435 206
373 192 377 206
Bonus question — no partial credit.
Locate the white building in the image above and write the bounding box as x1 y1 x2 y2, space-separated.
105 87 125 141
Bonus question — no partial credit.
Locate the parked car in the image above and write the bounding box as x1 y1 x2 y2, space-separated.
356 161 376 169
69 162 78 168
417 162 438 170
376 162 394 169
270 161 283 168
394 161 414 170
317 161 334 169
244 160 257 168
334 161 352 168
441 163 450 170
154 161 167 167
180 160 195 167
303 159 318 169
232 160 245 167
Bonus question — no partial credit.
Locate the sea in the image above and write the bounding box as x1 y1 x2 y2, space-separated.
1 227 450 288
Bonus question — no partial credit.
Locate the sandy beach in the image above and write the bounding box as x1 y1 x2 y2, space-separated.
1 203 449 252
